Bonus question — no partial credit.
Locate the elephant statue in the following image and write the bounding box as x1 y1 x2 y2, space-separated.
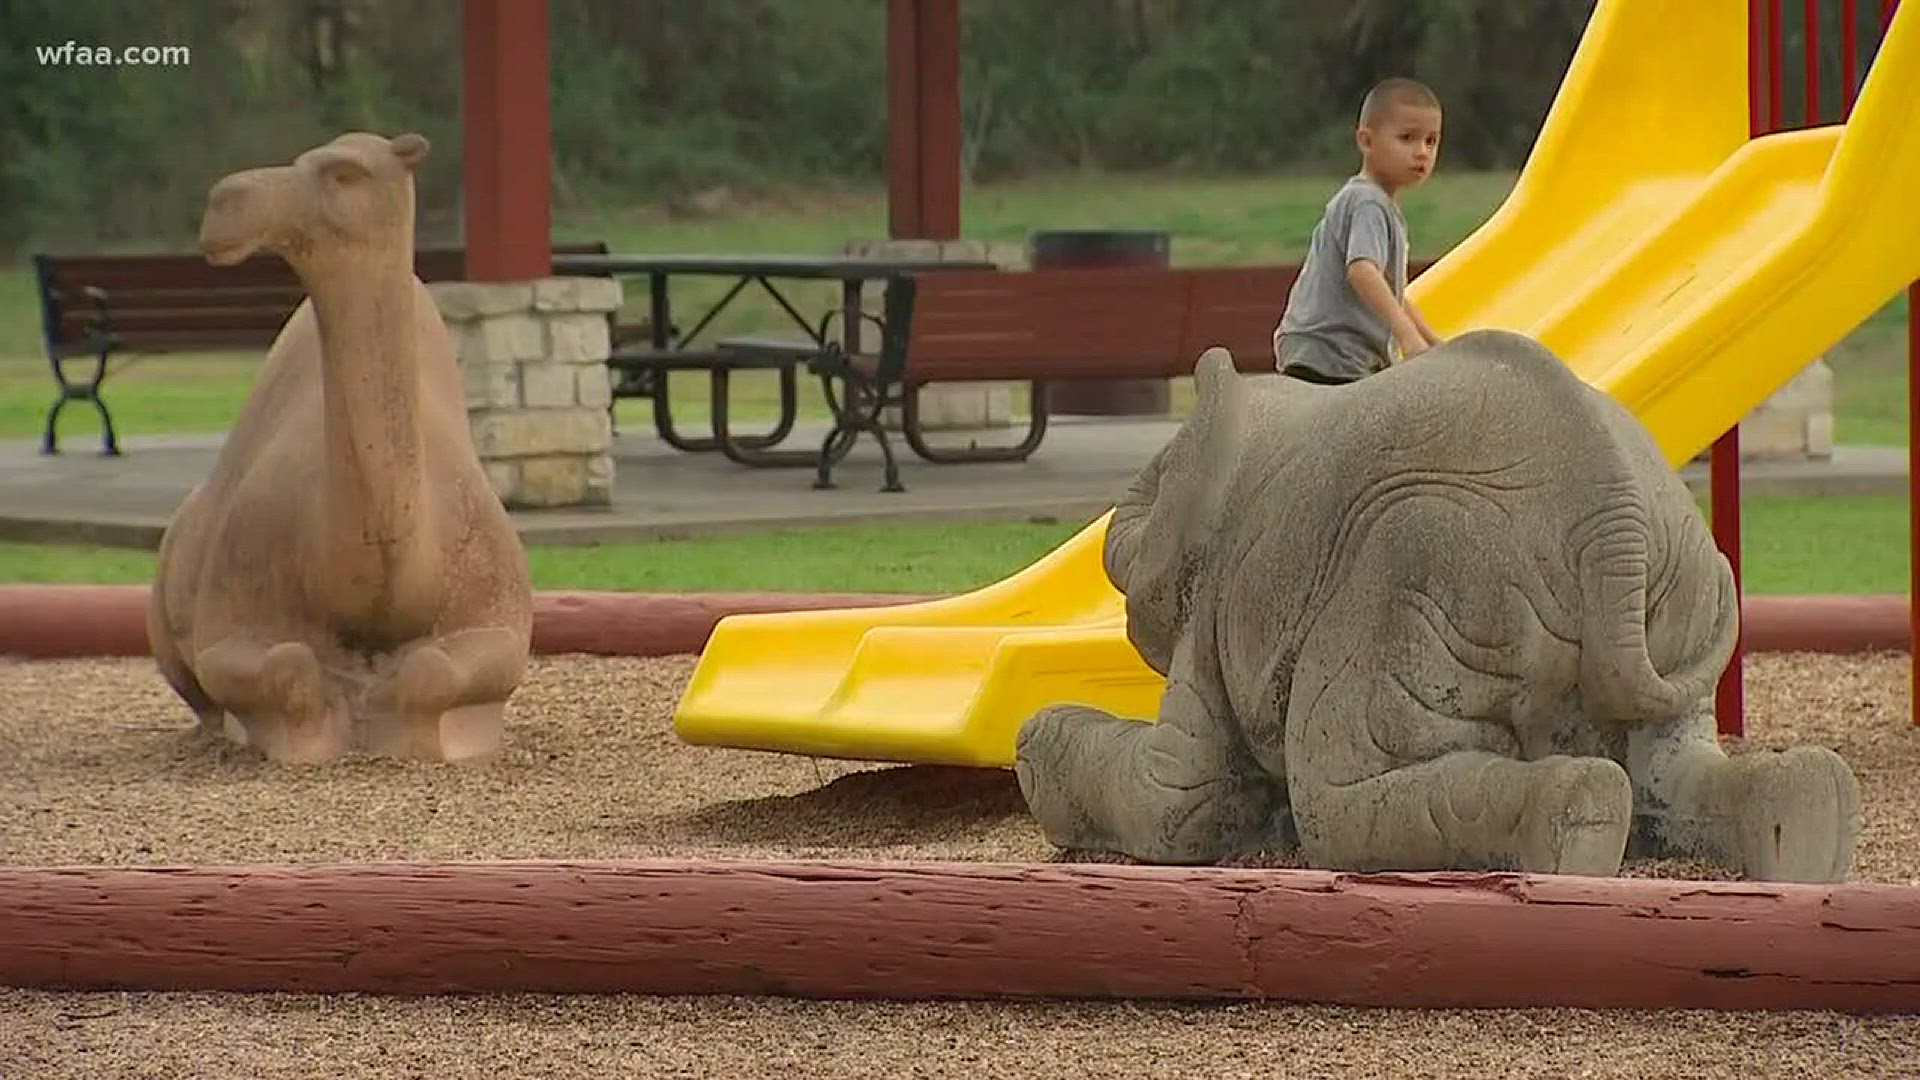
1014 331 1860 882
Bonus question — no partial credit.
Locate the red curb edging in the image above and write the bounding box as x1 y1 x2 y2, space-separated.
1740 594 1912 654
2 860 1916 1011
0 585 1907 660
0 585 929 660
528 589 928 656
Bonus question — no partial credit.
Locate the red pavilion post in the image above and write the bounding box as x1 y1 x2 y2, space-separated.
462 0 551 281
886 0 961 240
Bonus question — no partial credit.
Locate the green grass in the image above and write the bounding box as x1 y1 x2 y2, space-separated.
0 496 1907 595
0 521 1081 595
1732 495 1910 594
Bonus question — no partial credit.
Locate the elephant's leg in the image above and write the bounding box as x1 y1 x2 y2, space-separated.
369 626 529 762
193 633 347 763
1283 579 1631 876
1015 644 1286 864
1292 748 1633 875
1626 707 1860 883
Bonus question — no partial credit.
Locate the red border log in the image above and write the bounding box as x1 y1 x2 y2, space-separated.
527 590 925 656
0 586 1909 661
0 586 927 660
2 860 1917 1010
1742 594 1913 653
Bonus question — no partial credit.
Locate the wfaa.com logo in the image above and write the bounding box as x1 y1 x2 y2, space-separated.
36 41 192 66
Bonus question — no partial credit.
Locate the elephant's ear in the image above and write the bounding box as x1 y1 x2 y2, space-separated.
1118 347 1248 632
1183 348 1248 524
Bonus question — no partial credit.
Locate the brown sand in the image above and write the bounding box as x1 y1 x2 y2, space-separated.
2 651 1918 1076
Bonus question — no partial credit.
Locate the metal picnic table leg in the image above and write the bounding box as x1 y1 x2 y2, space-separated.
711 363 816 467
644 272 727 453
640 271 789 454
902 378 1050 463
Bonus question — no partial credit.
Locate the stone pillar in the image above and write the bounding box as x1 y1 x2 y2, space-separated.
432 276 622 508
842 237 1021 432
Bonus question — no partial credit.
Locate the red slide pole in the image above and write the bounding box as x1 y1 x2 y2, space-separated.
1717 0 1776 738
1709 437 1744 737
1910 280 1919 727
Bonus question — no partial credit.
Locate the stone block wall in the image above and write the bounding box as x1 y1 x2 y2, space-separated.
432 276 622 508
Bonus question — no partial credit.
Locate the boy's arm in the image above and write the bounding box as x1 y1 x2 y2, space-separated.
1406 298 1443 347
1346 259 1430 359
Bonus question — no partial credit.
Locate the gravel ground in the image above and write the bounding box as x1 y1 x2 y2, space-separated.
2 651 1918 1076
4 992 1918 1079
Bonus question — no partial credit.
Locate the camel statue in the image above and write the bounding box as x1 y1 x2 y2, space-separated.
147 132 534 764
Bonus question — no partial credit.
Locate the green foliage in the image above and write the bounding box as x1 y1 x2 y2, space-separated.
0 0 1606 255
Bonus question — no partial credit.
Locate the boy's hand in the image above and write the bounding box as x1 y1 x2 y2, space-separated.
1406 300 1444 349
1347 259 1428 360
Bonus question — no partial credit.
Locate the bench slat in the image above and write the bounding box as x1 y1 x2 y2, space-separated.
82 328 285 352
900 268 1192 382
45 286 312 311
58 307 300 335
1178 266 1298 373
37 242 611 292
39 255 299 292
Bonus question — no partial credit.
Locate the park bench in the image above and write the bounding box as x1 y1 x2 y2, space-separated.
30 241 622 455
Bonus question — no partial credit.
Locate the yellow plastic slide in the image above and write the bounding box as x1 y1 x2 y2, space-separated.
673 0 1920 768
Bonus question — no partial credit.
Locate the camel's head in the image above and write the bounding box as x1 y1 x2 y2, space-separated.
199 132 430 266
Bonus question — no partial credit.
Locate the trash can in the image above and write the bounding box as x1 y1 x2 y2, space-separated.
1029 229 1173 416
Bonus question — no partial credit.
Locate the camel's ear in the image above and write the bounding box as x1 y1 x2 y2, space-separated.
390 133 431 171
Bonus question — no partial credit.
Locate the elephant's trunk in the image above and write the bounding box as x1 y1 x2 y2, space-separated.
1576 493 1735 724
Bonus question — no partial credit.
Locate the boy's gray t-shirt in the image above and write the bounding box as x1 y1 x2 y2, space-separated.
1274 175 1408 381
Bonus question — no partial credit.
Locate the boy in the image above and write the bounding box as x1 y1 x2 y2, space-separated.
1274 77 1445 385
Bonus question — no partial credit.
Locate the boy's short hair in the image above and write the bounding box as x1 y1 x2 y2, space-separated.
1359 78 1441 127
